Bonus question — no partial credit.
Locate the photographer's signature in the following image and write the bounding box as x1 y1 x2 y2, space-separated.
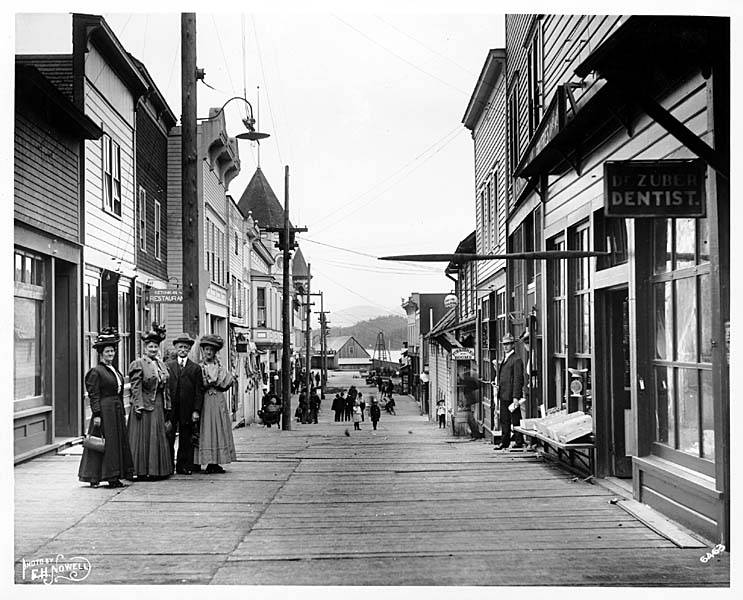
20 554 91 584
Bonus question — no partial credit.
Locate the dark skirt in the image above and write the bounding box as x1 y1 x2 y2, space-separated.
78 395 134 483
128 390 172 477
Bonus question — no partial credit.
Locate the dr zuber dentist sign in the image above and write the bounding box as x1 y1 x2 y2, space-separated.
604 159 706 218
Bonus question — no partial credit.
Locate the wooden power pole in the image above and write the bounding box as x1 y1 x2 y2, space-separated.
281 166 292 430
305 263 312 398
181 13 199 338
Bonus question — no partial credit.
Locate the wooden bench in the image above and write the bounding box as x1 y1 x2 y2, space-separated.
513 426 595 474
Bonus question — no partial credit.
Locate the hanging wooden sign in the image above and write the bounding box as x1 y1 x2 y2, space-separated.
604 159 706 217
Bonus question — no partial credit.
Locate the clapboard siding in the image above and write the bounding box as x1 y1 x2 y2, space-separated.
473 68 507 288
85 45 135 128
544 73 708 230
14 111 81 242
135 103 168 279
203 160 227 217
83 81 135 267
166 130 183 283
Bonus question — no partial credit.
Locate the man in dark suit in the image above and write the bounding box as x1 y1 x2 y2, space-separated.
166 333 204 474
494 333 525 450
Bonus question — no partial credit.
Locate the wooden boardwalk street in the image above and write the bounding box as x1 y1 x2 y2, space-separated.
14 374 730 586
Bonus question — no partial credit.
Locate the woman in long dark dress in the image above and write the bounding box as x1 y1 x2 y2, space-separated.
78 329 134 488
128 324 173 479
195 334 236 474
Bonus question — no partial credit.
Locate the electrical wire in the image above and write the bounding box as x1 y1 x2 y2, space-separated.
331 14 470 97
251 15 284 166
300 238 441 273
373 15 478 76
311 127 465 235
212 14 237 95
308 125 462 230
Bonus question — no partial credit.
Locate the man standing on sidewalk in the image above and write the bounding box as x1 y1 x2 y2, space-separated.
166 333 204 474
494 333 524 450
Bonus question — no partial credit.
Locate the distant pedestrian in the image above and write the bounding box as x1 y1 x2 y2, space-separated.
344 392 354 421
385 396 396 415
332 394 343 421
358 392 365 421
436 401 447 428
309 388 321 424
315 371 320 387
353 402 362 430
369 397 381 430
78 328 134 488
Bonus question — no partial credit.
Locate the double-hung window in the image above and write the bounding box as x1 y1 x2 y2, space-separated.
138 187 147 252
102 135 122 216
154 200 161 260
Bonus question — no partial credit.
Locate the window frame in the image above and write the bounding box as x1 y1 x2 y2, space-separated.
138 187 147 252
154 200 161 260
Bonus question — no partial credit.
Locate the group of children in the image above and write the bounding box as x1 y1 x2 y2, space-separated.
332 386 384 430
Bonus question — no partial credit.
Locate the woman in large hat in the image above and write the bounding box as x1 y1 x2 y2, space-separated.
128 323 173 479
78 328 134 488
195 334 236 473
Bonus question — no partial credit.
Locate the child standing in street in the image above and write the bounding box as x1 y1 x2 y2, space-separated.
352 402 362 430
369 397 381 431
436 401 447 428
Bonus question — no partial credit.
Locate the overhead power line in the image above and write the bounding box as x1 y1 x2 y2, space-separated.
331 14 470 97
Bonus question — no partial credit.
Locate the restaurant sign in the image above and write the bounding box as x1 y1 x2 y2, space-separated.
452 348 475 361
604 159 706 218
146 288 183 304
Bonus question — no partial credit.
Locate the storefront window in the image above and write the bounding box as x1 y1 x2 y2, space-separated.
651 217 712 464
14 297 42 400
548 236 566 409
14 250 45 402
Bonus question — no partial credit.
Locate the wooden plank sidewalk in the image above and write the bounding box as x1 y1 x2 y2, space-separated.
14 375 730 586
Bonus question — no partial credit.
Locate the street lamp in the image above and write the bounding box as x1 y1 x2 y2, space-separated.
197 95 270 141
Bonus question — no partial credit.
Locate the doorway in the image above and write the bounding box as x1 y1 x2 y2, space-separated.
605 287 633 477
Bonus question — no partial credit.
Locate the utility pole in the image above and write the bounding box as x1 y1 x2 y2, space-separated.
181 13 199 338
315 300 330 398
305 263 312 398
280 166 292 430
267 168 307 431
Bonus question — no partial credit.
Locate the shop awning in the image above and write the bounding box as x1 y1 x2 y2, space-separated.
516 16 729 180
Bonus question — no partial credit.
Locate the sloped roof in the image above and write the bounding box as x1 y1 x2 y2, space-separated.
15 55 73 102
237 167 290 228
292 247 308 278
326 336 352 352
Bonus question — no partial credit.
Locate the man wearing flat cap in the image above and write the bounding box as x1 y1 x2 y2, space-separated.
166 333 204 474
494 332 525 450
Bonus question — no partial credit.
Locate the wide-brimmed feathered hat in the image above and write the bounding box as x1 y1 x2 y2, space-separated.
142 322 167 344
172 332 196 347
93 328 120 351
199 334 224 351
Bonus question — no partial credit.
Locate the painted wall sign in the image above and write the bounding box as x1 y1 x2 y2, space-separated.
452 348 475 361
604 159 706 217
146 288 183 304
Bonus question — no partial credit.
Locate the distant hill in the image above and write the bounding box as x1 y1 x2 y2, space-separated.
331 305 404 327
333 314 407 350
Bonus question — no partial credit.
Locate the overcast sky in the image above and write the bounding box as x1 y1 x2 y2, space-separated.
14 6 505 323
10 0 738 327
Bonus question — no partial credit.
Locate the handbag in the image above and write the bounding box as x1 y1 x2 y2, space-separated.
83 432 105 453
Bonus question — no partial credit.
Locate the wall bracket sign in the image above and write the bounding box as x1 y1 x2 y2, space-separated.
604 159 706 218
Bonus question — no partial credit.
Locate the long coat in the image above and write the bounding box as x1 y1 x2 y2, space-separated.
129 356 171 412
496 352 524 405
165 357 204 425
78 363 133 483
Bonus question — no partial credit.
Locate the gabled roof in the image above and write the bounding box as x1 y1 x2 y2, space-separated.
446 230 476 275
462 49 506 131
326 336 353 352
128 54 177 130
15 55 73 102
292 247 308 278
237 167 290 228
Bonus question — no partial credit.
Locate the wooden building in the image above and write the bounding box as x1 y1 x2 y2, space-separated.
462 49 510 440
324 336 371 371
129 55 177 358
503 14 729 544
13 60 102 460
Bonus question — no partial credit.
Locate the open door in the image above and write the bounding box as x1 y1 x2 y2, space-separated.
607 288 633 477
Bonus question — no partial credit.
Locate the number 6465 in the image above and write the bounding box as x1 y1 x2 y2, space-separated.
700 544 725 563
